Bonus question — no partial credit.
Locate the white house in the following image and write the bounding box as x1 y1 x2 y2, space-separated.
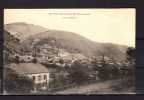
6 63 50 92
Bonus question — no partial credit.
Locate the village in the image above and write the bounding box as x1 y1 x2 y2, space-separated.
3 39 135 94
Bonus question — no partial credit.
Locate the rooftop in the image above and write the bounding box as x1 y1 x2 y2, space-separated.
5 63 49 74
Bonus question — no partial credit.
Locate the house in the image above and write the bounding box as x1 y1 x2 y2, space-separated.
5 63 50 92
58 49 70 57
12 54 34 62
20 55 34 62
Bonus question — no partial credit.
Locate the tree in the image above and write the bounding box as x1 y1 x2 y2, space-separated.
32 58 38 63
120 47 136 88
68 60 90 85
20 48 24 56
110 63 120 79
14 55 20 63
96 54 110 80
59 58 64 64
4 68 34 94
126 47 136 63
92 51 119 80
126 47 136 76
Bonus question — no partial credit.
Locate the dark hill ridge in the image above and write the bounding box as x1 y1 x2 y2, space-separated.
4 22 129 61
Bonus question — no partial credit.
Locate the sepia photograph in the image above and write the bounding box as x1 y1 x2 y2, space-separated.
3 9 135 95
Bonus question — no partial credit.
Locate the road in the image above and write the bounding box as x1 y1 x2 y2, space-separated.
53 78 135 94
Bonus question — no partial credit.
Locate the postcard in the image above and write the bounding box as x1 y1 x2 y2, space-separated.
3 9 135 95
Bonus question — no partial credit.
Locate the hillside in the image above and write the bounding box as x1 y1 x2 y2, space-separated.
4 22 48 41
4 30 20 54
4 30 21 64
21 30 128 61
4 22 129 61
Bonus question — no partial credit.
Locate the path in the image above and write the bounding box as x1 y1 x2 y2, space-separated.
53 78 134 94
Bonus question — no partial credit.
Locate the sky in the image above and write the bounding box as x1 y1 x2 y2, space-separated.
4 9 135 47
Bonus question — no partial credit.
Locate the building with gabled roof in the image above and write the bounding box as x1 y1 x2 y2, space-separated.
5 63 50 92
